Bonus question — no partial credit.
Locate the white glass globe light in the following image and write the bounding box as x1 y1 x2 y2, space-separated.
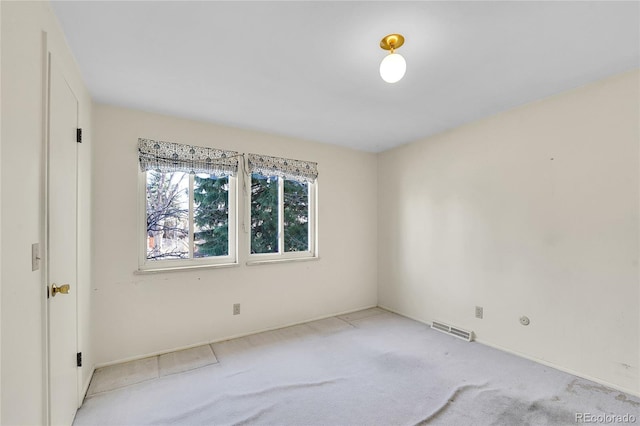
379 52 406 83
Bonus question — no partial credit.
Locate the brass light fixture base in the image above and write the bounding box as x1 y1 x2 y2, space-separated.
380 34 405 51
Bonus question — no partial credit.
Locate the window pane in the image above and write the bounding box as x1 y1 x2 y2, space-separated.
193 174 229 257
146 171 189 260
284 179 309 252
251 173 279 253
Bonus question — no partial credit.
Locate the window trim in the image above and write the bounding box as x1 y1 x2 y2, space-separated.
138 170 238 272
247 175 317 262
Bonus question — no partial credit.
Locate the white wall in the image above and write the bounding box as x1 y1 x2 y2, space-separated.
1 1 93 424
378 70 640 395
92 105 378 365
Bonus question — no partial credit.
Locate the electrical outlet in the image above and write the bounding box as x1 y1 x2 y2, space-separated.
233 303 240 315
475 306 483 319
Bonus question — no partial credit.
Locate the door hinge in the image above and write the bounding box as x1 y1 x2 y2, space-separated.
77 352 82 367
76 128 82 143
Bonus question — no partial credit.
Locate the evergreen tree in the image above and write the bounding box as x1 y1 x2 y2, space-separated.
193 175 229 257
250 174 279 253
147 172 310 259
283 180 309 251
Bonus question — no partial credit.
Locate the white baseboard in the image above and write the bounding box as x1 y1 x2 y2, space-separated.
378 304 640 398
94 305 378 369
474 338 640 398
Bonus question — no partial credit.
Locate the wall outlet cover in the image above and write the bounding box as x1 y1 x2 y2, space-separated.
475 306 483 319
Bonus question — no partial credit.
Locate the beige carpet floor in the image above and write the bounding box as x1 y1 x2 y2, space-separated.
74 308 639 425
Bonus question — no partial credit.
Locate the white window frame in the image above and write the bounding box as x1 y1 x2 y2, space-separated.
247 176 317 263
138 171 238 272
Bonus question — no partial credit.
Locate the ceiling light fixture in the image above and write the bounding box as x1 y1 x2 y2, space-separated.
379 33 406 83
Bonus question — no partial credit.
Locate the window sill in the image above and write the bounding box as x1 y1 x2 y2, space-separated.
246 256 319 266
135 262 239 274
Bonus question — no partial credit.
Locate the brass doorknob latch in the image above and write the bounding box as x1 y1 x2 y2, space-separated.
51 283 70 297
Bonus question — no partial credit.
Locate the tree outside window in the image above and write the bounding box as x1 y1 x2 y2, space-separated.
250 173 312 256
145 170 231 262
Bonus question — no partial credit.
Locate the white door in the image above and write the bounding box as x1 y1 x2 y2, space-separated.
47 54 79 426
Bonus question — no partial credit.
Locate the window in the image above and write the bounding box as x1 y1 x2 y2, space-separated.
145 171 235 262
138 140 318 269
138 139 239 270
248 154 317 261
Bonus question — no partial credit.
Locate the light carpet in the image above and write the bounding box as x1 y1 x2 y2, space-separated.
75 308 639 425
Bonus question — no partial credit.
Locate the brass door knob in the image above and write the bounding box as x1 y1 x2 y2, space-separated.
51 283 70 297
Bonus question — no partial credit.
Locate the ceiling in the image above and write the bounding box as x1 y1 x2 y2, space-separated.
50 1 639 153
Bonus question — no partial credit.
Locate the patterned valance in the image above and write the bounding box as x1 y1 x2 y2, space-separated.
247 153 318 183
138 138 239 176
